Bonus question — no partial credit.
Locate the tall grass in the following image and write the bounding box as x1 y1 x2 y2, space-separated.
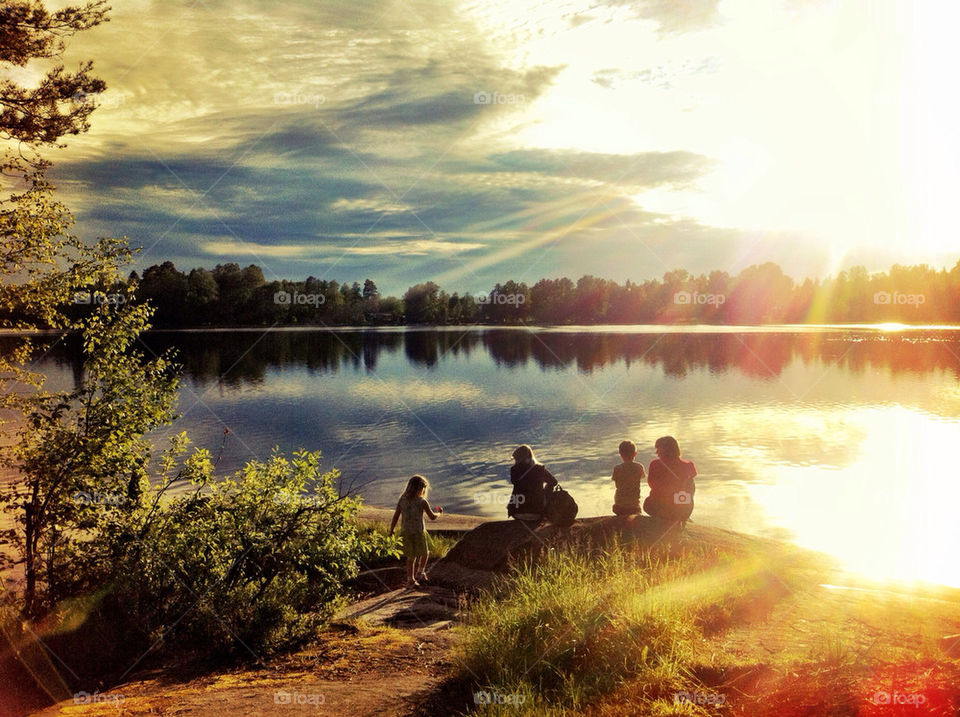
455 540 796 715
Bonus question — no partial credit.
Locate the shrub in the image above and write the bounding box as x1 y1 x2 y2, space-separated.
105 447 390 656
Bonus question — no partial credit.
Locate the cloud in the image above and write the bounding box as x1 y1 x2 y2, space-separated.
202 237 487 258
596 0 723 36
593 57 721 90
39 0 867 295
480 149 715 188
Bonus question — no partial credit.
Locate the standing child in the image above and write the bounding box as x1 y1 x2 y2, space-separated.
612 440 645 516
389 475 442 587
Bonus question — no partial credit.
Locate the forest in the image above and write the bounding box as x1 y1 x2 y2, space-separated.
44 258 960 327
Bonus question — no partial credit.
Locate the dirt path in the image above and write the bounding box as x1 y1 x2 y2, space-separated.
31 585 463 717
17 511 486 717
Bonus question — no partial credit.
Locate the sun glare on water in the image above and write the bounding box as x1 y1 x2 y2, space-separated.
745 406 960 588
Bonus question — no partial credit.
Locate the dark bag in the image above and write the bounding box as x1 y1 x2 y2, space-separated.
545 484 578 527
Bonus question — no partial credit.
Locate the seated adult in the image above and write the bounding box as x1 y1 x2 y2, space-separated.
507 444 558 522
643 435 697 523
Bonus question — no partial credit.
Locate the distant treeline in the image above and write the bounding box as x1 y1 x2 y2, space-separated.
44 259 960 326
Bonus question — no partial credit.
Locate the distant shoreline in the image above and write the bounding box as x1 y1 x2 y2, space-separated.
4 322 960 338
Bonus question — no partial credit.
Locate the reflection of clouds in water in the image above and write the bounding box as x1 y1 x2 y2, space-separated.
347 379 519 408
19 330 960 586
685 405 867 474
332 419 414 448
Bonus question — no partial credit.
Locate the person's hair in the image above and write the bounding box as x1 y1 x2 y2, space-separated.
512 444 537 466
402 474 429 499
655 435 681 460
618 440 637 459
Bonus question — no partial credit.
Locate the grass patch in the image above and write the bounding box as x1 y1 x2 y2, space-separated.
451 529 960 715
454 541 773 714
452 532 828 715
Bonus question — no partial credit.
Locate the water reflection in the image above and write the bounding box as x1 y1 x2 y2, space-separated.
3 326 960 586
6 327 959 390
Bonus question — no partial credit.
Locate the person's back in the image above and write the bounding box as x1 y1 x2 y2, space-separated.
644 436 697 522
646 457 696 520
508 444 557 520
612 440 644 516
510 462 551 516
398 493 426 534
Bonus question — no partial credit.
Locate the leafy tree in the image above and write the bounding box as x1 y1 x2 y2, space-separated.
0 283 178 617
403 281 446 323
531 277 575 324
139 261 188 325
185 266 218 322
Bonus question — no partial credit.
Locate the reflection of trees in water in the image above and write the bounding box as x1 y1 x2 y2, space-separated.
2 330 959 388
485 331 960 380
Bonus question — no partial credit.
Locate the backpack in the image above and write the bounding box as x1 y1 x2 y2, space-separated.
545 485 578 527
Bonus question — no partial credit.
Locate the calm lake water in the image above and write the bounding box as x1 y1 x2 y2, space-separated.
10 325 960 587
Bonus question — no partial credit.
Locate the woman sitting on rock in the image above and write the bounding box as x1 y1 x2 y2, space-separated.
643 435 697 524
507 444 558 523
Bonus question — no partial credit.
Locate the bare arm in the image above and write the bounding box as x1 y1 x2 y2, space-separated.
389 501 402 534
423 498 439 521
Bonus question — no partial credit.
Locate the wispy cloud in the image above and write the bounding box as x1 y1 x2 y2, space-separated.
40 0 934 293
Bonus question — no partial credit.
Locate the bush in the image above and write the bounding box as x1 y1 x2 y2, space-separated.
106 448 391 656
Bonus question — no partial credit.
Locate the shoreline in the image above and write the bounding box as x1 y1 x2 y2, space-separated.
359 505 488 533
4 322 960 338
13 512 960 716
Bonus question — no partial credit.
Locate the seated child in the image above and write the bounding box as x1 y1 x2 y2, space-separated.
612 439 644 516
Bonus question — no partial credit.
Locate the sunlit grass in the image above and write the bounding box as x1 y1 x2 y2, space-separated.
453 540 795 714
452 532 960 715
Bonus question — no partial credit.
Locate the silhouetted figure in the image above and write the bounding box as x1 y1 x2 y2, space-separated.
612 439 644 516
507 444 558 523
643 436 697 524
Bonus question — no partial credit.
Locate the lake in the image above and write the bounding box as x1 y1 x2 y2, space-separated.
9 325 960 587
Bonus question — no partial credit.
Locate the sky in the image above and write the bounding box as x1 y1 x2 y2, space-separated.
39 0 960 295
